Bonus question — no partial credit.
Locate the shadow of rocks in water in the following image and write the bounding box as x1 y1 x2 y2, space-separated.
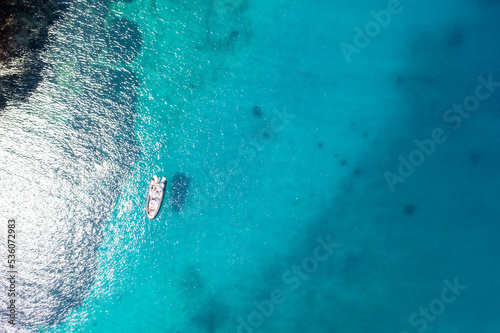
0 1 142 329
206 0 250 49
447 27 464 47
192 299 229 333
0 0 69 110
468 151 481 165
105 18 143 63
404 204 416 216
252 105 262 117
176 266 229 333
84 66 139 106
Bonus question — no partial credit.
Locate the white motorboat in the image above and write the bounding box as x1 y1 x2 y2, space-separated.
146 175 166 219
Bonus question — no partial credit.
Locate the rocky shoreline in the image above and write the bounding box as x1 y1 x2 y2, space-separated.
0 0 68 110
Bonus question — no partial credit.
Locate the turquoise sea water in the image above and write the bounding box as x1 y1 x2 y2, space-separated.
1 0 500 332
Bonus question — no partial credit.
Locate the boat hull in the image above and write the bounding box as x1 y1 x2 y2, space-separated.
146 177 166 219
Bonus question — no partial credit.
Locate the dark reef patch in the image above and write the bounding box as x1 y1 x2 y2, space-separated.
404 204 415 216
396 75 403 86
105 18 143 63
110 69 139 105
84 66 138 105
205 1 250 50
468 151 481 165
85 66 116 97
447 28 464 47
0 1 141 329
252 105 262 117
0 0 69 111
178 265 204 292
192 299 228 333
342 252 365 280
171 173 190 212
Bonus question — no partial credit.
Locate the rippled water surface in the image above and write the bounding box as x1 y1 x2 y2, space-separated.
1 0 500 332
